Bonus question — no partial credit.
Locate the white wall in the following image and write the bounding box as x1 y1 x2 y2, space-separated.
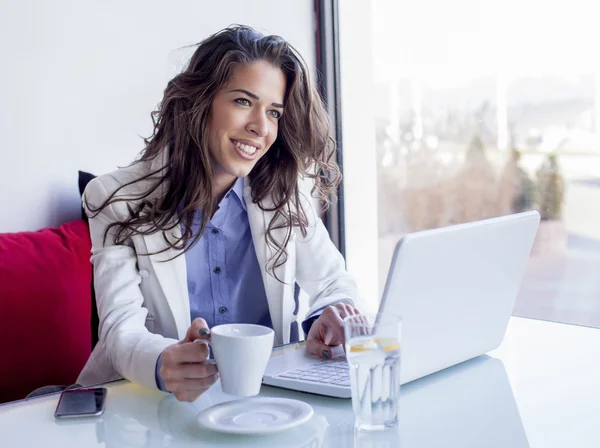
0 0 315 232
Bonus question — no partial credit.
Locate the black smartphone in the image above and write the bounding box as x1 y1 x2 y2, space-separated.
54 387 107 419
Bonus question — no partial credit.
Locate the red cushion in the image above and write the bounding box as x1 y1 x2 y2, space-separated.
0 220 92 403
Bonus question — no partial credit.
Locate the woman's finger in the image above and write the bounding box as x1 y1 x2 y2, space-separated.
167 372 220 392
161 360 218 382
306 335 336 360
342 303 356 318
333 302 357 319
182 317 211 343
319 307 346 346
322 306 345 330
164 341 210 365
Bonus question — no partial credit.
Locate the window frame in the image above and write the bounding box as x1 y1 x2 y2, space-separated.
315 0 346 257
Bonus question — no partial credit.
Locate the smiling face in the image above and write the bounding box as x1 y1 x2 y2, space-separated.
206 60 286 197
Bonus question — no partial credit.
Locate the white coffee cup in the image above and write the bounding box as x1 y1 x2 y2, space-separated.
208 324 274 396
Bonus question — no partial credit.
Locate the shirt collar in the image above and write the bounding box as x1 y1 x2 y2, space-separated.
228 177 247 211
180 177 247 218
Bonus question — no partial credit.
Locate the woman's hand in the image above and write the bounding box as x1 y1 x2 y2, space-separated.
305 303 361 359
159 318 219 402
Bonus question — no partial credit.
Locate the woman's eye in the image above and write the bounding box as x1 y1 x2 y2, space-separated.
235 98 251 106
268 110 282 119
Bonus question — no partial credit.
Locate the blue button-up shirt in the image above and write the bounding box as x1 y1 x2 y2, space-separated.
155 178 271 390
155 178 324 390
185 177 272 329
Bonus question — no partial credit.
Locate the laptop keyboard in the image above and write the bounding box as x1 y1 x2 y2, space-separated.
277 356 351 387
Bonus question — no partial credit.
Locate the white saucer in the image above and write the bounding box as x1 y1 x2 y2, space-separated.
196 397 314 435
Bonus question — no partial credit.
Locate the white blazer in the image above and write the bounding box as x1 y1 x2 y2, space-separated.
77 152 362 390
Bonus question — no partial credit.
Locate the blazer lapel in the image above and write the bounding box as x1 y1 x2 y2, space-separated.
143 228 190 340
137 150 190 339
244 180 291 345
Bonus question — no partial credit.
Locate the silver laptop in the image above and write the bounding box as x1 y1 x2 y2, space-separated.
262 211 540 398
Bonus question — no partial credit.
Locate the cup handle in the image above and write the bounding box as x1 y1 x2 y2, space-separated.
194 339 217 365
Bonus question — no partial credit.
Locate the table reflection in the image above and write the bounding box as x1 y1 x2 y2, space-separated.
96 384 328 447
53 355 527 448
332 355 529 448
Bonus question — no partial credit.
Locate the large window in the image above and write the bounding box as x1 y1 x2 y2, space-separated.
340 0 600 328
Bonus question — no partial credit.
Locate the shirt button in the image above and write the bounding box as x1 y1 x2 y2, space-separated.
139 269 149 278
219 306 227 314
225 191 231 199
211 228 219 235
213 267 222 274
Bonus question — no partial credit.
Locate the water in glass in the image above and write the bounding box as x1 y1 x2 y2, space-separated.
346 335 401 431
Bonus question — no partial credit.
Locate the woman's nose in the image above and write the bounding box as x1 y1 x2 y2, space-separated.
246 113 268 137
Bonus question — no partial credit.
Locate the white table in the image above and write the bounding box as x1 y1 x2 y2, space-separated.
2 317 600 447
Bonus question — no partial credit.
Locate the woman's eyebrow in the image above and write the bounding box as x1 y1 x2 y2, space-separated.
229 89 284 109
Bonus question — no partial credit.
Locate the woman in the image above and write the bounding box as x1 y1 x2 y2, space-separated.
78 25 363 402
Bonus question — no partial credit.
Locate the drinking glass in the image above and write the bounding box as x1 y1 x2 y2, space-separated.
344 313 402 431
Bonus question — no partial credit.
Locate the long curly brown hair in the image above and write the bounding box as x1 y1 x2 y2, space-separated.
86 25 341 279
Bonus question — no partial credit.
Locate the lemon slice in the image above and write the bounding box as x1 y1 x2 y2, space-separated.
348 342 376 353
349 338 401 353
